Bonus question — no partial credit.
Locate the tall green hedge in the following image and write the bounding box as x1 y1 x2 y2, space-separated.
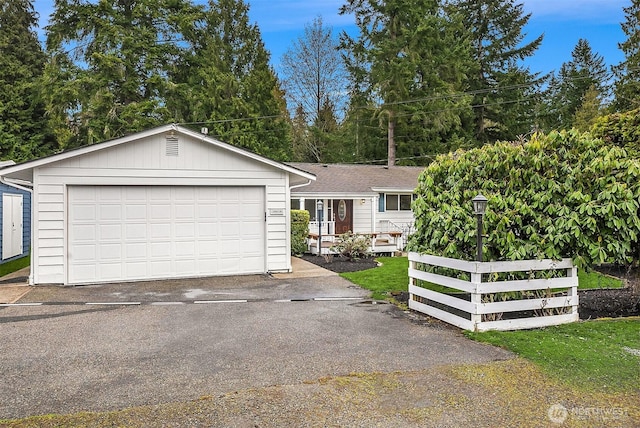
591 108 640 153
291 209 310 255
408 130 640 269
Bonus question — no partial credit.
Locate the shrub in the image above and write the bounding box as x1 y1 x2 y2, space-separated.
408 130 640 269
291 209 310 255
591 108 640 153
331 231 371 260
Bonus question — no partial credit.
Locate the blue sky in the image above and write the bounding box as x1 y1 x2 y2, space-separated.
32 0 629 78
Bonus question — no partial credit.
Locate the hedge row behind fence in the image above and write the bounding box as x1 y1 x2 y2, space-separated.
408 130 640 269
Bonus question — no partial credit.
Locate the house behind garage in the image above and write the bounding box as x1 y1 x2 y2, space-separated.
288 162 423 251
0 125 314 285
0 160 31 264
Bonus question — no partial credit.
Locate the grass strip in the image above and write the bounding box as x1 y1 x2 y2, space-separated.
578 269 623 289
466 318 640 392
340 257 408 300
0 255 29 277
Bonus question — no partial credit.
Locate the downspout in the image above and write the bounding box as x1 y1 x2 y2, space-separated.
1 177 34 285
289 179 312 190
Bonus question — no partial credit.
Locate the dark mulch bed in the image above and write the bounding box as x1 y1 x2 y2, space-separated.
581 266 640 319
299 254 379 273
579 288 640 319
303 254 640 319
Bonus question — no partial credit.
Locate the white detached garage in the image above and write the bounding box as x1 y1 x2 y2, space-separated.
0 125 314 285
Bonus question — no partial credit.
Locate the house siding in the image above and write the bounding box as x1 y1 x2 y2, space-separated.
0 184 31 263
353 199 373 233
31 133 292 284
377 210 415 232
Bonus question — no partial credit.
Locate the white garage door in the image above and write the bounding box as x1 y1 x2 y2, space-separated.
68 186 265 284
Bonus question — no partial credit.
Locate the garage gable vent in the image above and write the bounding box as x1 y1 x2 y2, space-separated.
165 135 179 156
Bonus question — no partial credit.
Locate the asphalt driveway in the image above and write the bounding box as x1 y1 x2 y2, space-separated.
0 270 512 419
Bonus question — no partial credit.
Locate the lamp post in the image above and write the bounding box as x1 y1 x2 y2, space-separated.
316 200 324 256
472 194 488 262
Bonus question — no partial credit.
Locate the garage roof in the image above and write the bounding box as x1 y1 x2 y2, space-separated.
0 124 316 185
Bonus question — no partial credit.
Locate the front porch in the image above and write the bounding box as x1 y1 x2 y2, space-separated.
307 231 404 256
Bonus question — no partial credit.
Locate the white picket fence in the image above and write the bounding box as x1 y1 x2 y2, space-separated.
408 252 579 332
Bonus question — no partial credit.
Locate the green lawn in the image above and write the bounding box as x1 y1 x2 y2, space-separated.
578 269 623 289
0 255 29 277
340 257 409 300
466 319 640 392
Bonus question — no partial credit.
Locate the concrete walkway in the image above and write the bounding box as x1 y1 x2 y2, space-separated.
271 256 337 279
0 266 30 304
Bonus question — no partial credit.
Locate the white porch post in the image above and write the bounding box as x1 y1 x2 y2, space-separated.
372 196 377 232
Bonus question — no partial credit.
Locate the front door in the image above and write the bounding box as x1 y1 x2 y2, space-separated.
2 193 23 260
333 199 353 234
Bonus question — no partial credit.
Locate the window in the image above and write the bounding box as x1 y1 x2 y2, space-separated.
290 199 301 210
380 193 414 212
386 194 399 210
304 199 317 221
400 194 412 210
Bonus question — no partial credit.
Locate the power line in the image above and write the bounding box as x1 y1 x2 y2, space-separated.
178 115 285 126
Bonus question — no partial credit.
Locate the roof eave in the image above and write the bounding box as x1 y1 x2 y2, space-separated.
0 124 316 183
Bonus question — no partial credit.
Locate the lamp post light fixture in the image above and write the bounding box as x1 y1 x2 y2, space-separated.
316 199 324 256
472 194 488 262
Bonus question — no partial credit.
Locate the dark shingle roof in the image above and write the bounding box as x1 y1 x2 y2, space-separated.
288 163 424 195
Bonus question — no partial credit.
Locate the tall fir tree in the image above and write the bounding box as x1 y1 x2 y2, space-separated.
340 0 473 166
451 0 543 143
170 0 290 160
541 38 609 131
613 0 640 112
309 96 342 162
573 85 604 132
290 104 313 161
0 0 55 161
44 0 201 149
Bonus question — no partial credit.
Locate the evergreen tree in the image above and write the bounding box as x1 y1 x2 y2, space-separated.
171 0 290 160
451 0 543 143
340 0 473 166
613 0 640 111
44 0 201 149
0 0 55 160
310 96 342 162
541 38 609 131
290 104 313 161
573 85 604 132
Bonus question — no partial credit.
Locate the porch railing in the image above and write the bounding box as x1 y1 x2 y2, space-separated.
307 231 403 255
379 220 414 250
308 220 335 235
